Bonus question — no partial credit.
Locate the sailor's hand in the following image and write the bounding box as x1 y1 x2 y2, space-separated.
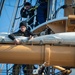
14 39 20 44
28 35 33 40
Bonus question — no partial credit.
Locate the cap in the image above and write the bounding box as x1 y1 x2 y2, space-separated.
19 21 27 28
24 2 31 6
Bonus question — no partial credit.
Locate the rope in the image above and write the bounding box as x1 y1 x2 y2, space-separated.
0 0 5 16
51 0 56 19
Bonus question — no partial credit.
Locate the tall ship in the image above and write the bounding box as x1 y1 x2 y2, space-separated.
0 0 75 75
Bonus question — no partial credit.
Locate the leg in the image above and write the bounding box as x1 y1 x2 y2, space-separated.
22 64 34 75
12 64 21 75
37 2 47 24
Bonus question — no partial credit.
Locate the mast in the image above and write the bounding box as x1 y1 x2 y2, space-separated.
47 0 57 20
51 0 56 19
64 0 73 16
46 0 50 20
0 0 5 16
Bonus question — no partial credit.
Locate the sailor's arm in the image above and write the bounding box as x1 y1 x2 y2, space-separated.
27 30 34 40
8 32 21 44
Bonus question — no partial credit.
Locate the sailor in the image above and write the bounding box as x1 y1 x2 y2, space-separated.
8 21 34 75
8 21 34 43
37 0 47 24
20 2 35 30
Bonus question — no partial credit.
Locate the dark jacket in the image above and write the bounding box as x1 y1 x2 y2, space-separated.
20 7 34 25
8 30 34 40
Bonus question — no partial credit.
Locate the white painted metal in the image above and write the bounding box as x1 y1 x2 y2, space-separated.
31 17 68 32
0 32 75 45
29 32 75 45
0 33 28 43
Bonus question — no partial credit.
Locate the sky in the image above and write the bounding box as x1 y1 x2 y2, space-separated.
0 0 65 75
0 0 15 32
0 0 64 33
0 0 37 33
0 0 23 33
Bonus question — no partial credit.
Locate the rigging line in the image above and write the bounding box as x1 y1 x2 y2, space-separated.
18 4 23 8
52 0 55 12
0 0 5 16
18 0 24 8
34 0 39 6
51 0 56 19
52 4 67 18
15 16 21 19
47 0 50 20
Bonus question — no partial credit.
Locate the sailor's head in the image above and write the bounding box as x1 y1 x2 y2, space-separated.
19 21 27 32
24 2 31 10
